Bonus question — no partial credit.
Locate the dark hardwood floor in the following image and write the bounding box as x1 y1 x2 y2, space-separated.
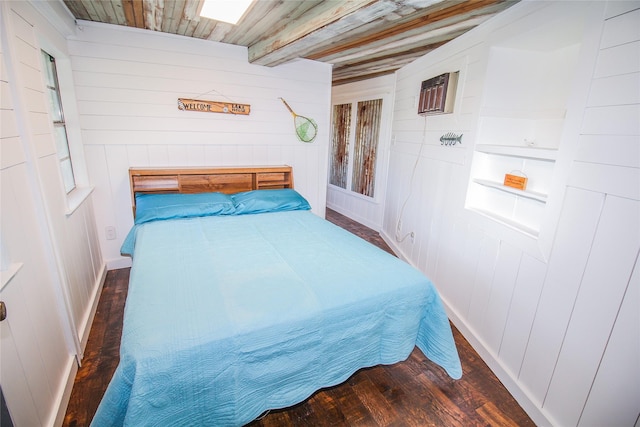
63 209 535 427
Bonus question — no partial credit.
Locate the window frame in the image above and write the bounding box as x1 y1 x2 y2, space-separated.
42 49 76 194
38 37 91 215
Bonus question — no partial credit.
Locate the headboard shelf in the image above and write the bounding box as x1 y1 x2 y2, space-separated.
129 165 294 215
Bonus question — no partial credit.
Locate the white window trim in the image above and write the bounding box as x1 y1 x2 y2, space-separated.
38 35 93 213
65 187 95 216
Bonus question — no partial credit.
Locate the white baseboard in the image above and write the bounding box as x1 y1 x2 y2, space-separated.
380 228 555 427
380 229 410 261
52 355 78 427
443 304 556 427
78 263 108 356
326 203 381 232
106 256 132 271
53 263 109 426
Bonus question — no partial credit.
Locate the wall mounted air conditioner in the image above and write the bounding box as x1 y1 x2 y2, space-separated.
417 71 459 115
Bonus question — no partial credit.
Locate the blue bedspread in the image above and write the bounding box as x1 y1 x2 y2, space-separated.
92 210 461 426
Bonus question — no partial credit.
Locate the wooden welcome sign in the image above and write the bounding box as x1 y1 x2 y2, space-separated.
178 98 250 115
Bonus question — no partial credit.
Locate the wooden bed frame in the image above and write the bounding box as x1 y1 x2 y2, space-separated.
129 165 294 216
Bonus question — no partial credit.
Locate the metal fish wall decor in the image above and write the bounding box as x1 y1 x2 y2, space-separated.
440 132 463 146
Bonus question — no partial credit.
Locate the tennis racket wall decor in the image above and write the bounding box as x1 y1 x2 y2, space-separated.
279 97 318 143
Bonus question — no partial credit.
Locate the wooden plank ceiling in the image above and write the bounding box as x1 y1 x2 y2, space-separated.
62 0 518 85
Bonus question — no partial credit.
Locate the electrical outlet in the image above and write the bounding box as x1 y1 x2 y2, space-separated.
105 226 117 240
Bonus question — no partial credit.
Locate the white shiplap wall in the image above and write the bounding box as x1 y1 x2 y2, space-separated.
1 1 106 425
67 22 333 268
381 1 639 426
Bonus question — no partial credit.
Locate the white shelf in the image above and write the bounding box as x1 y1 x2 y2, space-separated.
473 179 548 202
475 144 558 161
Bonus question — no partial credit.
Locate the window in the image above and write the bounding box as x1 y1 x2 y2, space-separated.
41 50 75 193
329 99 383 198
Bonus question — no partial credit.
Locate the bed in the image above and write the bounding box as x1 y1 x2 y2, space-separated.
91 166 462 427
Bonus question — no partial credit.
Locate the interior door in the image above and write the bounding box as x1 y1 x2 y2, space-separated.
0 282 41 426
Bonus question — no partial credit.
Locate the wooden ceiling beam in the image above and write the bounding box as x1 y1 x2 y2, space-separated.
318 17 481 66
308 0 505 60
223 1 323 45
132 0 145 28
333 39 449 70
62 0 520 85
333 70 397 86
247 0 393 67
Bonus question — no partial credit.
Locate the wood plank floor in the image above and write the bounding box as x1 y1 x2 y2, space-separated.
63 209 535 427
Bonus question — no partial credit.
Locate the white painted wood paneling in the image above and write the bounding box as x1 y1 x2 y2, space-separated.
518 187 604 405
436 221 485 317
573 3 640 202
600 6 640 48
588 72 640 107
479 241 521 354
0 108 19 138
0 136 25 169
575 134 640 168
0 315 41 426
568 162 640 200
68 21 332 267
593 41 640 78
605 1 640 19
1 163 70 426
581 104 640 136
379 1 640 425
578 258 640 427
498 253 546 377
544 195 640 426
2 1 105 424
465 235 500 327
10 0 105 346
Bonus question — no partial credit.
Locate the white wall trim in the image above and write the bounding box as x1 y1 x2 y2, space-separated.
77 262 108 357
53 356 79 427
1 0 82 358
107 257 133 271
443 302 557 427
326 202 381 231
30 0 76 37
380 228 555 426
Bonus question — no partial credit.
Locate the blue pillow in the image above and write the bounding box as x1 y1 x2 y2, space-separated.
231 189 311 214
134 192 236 224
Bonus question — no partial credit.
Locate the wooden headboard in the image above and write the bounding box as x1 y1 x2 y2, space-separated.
129 165 294 216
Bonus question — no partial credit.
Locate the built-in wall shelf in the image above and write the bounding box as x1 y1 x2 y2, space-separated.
473 179 548 202
465 25 582 249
